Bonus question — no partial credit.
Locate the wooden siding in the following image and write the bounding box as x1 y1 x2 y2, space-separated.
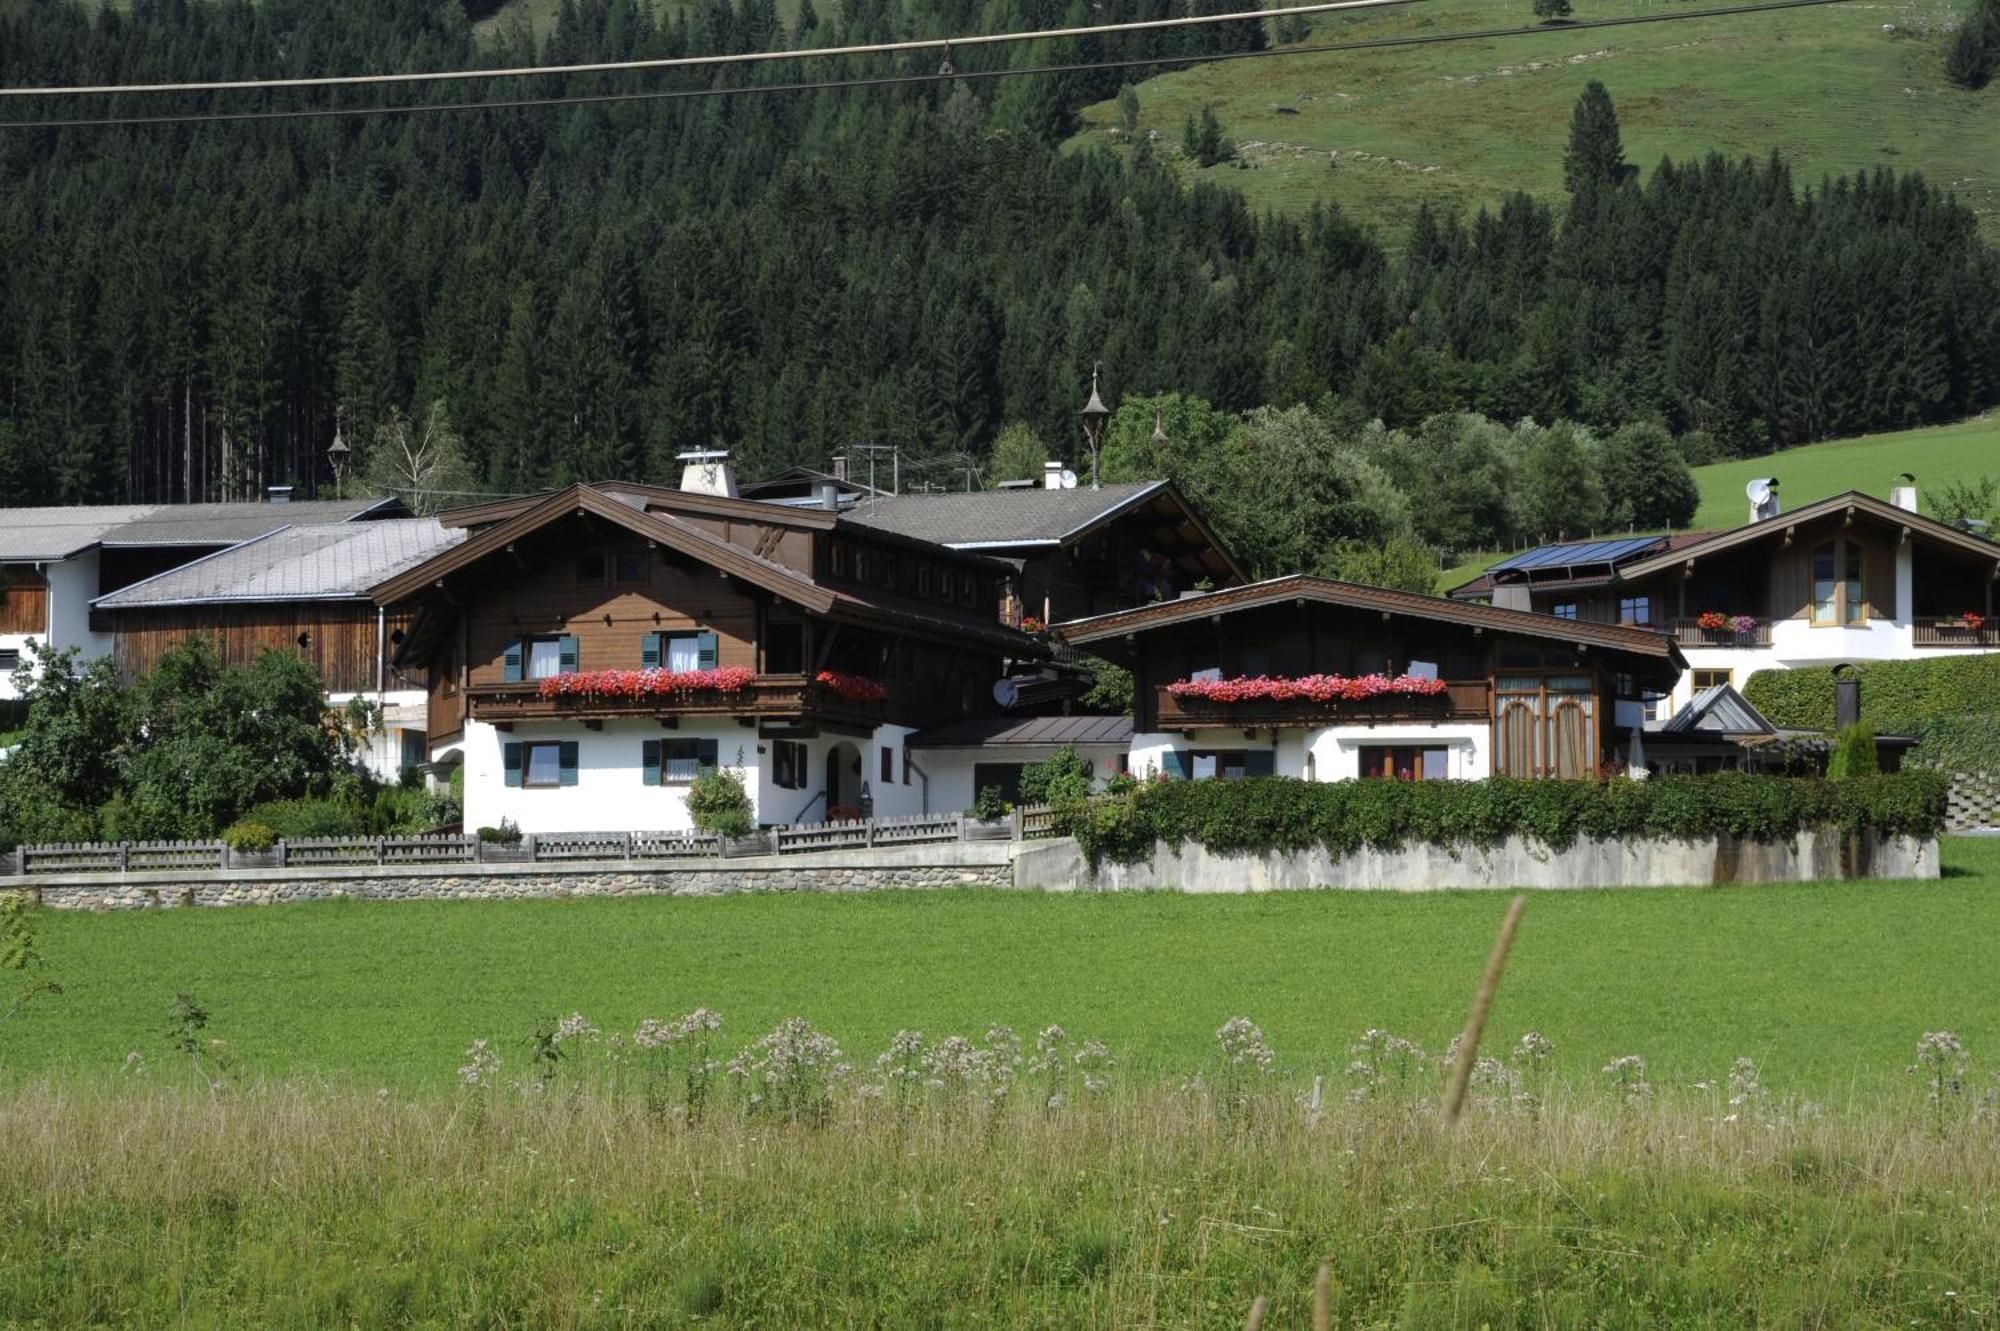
109 602 408 693
0 568 48 634
463 546 759 686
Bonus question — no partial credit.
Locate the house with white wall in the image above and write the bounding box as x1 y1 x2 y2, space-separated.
372 467 1045 835
1447 484 2000 715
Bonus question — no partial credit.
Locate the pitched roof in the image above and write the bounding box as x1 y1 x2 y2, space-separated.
1058 574 1686 667
0 506 158 561
838 481 1172 548
373 484 1045 656
0 497 400 563
92 520 463 609
909 714 1134 749
1657 683 1777 735
1614 490 2000 579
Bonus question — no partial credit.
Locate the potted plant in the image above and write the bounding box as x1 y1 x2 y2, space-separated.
1696 611 1728 632
223 820 281 870
476 818 531 862
1964 611 1986 633
1729 614 1759 639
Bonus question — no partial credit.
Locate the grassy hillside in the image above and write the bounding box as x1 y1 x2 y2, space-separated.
1069 0 1999 241
1686 411 2000 529
9 837 1997 1093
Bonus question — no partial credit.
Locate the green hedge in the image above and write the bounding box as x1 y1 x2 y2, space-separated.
1067 773 1948 865
1743 657 2000 774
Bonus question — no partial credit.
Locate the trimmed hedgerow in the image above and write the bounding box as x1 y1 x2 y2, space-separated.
1744 657 2000 776
1066 773 1948 865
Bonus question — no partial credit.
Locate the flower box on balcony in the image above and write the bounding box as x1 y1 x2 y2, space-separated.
1164 673 1451 705
814 671 889 704
536 667 756 702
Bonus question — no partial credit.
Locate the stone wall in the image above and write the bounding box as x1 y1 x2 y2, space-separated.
1010 830 1940 892
12 843 1017 911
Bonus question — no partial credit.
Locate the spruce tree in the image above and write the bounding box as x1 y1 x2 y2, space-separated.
1563 81 1626 193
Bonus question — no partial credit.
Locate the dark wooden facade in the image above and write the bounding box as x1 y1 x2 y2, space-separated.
387 486 1041 746
0 567 48 635
106 602 413 695
1062 577 1684 780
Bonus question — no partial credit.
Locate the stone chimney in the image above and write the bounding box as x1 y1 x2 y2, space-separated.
831 455 848 483
1044 460 1065 490
677 450 739 499
1890 474 1919 513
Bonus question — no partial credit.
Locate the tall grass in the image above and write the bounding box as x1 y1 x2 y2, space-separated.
4 1078 1997 1327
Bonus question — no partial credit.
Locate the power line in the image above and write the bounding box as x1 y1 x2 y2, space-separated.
0 0 1865 132
0 1 1411 99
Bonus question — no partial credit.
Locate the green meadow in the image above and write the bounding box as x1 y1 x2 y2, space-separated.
8 837 1997 1096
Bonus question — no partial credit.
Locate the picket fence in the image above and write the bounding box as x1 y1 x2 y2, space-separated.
3 805 1065 877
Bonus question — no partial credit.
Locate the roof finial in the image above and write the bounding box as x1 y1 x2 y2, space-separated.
1151 397 1168 447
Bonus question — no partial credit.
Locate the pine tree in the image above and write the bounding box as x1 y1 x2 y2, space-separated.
1563 81 1626 193
1533 0 1573 21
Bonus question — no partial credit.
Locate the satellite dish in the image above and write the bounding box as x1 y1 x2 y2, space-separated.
992 678 1020 708
1745 478 1772 505
1059 469 1079 490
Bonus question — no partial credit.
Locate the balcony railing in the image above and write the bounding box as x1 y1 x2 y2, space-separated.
1669 618 1773 649
1914 617 2000 648
1153 679 1488 731
466 674 885 726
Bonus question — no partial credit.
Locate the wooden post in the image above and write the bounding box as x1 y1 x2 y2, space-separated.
1314 1263 1333 1331
1243 1296 1268 1331
1442 893 1526 1124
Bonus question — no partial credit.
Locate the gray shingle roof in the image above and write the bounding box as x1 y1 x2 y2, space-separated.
909 714 1134 748
839 482 1167 548
92 520 463 608
0 506 160 562
103 497 399 546
1658 684 1776 736
0 497 398 562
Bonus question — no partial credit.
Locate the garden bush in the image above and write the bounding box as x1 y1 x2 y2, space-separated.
221 822 278 853
1066 773 1948 864
1019 746 1093 807
686 768 754 838
1827 724 1880 780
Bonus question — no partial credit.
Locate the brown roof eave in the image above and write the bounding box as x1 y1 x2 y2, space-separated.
1056 574 1684 669
1617 492 2000 580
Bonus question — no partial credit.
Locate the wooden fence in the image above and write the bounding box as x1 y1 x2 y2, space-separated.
3 806 1072 877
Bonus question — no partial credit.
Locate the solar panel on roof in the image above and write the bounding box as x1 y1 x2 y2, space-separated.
1488 535 1665 573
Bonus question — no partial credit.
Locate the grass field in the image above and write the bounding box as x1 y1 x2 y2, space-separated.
1071 0 1999 242
7 837 1996 1096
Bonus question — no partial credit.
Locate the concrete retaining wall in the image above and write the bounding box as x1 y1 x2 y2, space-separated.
1010 830 1941 892
11 842 1016 910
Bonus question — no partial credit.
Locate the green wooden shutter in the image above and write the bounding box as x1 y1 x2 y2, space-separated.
641 633 662 670
642 739 662 786
1245 750 1276 778
1160 750 1188 780
697 739 719 772
502 640 524 683
558 636 580 674
503 742 524 787
695 632 719 671
558 741 579 786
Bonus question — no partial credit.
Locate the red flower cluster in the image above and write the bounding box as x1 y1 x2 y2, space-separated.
1165 673 1451 704
814 670 889 704
1697 611 1729 631
1019 616 1046 635
1965 612 1987 632
536 667 756 700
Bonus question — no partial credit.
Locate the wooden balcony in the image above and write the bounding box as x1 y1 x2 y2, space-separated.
1914 617 2000 648
1153 679 1489 732
467 674 885 731
1669 618 1773 649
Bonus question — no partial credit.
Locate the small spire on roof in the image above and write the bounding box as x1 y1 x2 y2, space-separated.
1151 400 1168 447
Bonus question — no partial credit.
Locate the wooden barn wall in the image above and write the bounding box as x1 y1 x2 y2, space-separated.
110 602 406 693
0 568 49 634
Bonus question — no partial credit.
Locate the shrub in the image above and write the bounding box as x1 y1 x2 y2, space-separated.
244 798 368 840
970 786 1009 821
1019 746 1093 807
1744 657 2000 774
1064 773 1948 864
686 767 754 838
221 821 277 853
476 820 522 845
1827 724 1880 780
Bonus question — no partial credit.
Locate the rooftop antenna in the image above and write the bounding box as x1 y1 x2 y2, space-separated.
850 443 898 505
1151 397 1168 448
